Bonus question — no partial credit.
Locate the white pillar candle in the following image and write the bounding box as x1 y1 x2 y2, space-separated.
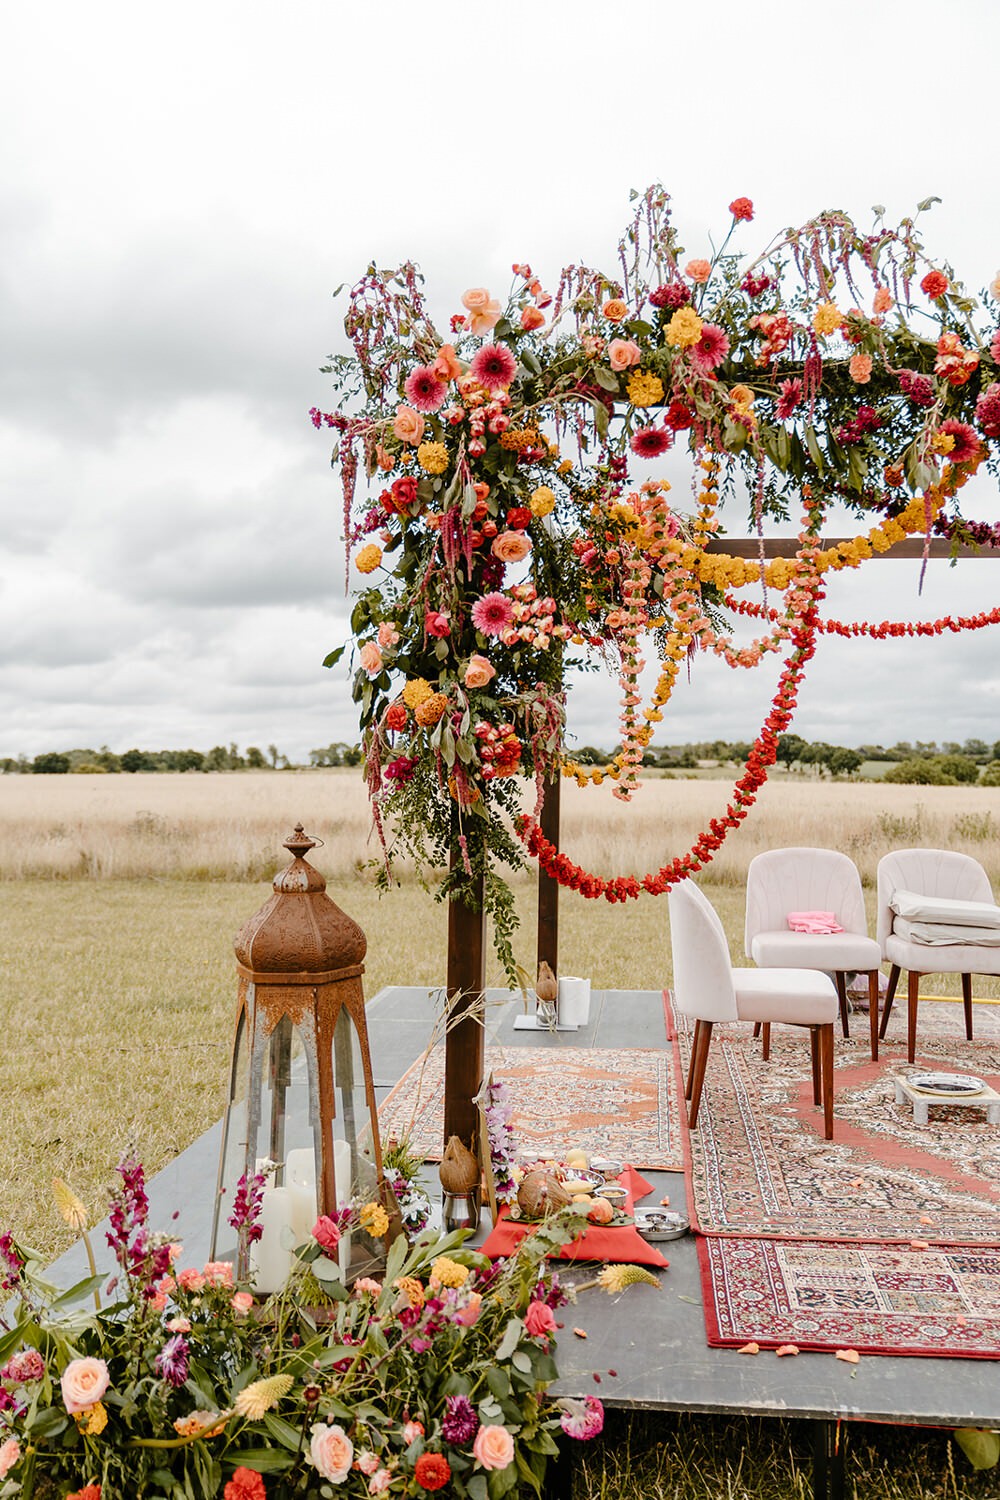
286 1148 315 1189
249 1186 295 1294
333 1139 353 1277
289 1183 318 1245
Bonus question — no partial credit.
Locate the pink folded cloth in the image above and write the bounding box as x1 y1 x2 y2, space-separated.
787 910 844 934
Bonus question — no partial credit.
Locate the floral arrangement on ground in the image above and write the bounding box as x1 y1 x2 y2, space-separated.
0 1158 651 1499
314 186 1000 978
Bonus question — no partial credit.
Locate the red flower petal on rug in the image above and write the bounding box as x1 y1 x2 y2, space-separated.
660 1196 671 1206
573 1327 588 1339
835 1349 860 1364
919 1215 935 1226
737 1342 760 1355
775 1344 800 1357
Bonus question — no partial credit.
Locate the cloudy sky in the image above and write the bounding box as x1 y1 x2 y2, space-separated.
3 0 1000 764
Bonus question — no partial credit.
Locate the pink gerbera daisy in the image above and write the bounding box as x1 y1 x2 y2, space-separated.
404 365 448 413
690 323 730 372
775 378 803 421
630 425 673 458
471 343 517 391
939 419 983 465
471 592 514 636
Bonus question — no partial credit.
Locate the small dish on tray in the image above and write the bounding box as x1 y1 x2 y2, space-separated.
634 1208 690 1241
907 1072 985 1096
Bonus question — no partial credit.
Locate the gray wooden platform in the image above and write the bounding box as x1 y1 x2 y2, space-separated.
49 986 1000 1442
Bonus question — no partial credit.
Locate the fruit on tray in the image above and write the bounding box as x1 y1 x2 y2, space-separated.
587 1197 615 1225
562 1178 595 1196
516 1169 572 1219
564 1148 590 1170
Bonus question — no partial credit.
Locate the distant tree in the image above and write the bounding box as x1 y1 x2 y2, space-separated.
932 754 980 785
981 761 1000 787
268 744 280 768
342 745 363 767
1 757 20 774
174 749 205 772
775 734 810 768
228 743 246 769
203 746 231 771
963 738 990 762
95 746 121 772
245 746 267 768
828 747 863 778
571 745 610 766
120 749 153 772
72 762 108 773
883 757 956 785
32 752 70 774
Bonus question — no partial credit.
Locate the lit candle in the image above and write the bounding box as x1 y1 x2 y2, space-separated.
249 1186 295 1294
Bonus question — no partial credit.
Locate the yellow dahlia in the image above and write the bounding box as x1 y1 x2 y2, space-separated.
530 485 557 518
813 301 843 337
234 1374 293 1421
355 543 383 575
417 441 449 475
626 370 665 407
402 678 433 710
665 307 703 348
360 1202 390 1238
430 1255 469 1288
76 1401 108 1436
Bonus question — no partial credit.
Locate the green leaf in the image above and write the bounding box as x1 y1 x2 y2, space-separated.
511 1350 532 1374
28 1407 69 1438
263 1412 305 1451
466 1475 489 1500
520 349 542 376
495 1316 523 1362
954 1428 1000 1470
323 645 346 669
593 400 609 442
49 1273 104 1309
223 1448 296 1473
917 196 942 214
592 367 619 393
804 425 825 472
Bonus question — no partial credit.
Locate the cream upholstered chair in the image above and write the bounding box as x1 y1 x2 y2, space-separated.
745 847 883 1061
668 878 839 1139
877 848 1000 1063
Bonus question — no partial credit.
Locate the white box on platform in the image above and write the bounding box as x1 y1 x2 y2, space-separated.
558 976 591 1028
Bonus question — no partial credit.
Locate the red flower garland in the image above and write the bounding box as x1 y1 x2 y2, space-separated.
724 594 1000 639
516 583 824 901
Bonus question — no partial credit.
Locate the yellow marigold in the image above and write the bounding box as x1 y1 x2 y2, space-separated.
499 427 539 452
870 528 893 553
557 458 573 475
355 543 383 575
53 1177 88 1231
76 1401 108 1436
417 441 449 475
361 1202 390 1238
665 307 703 349
813 301 843 337
402 678 433 710
643 709 663 723
596 1264 661 1292
931 431 955 455
234 1374 293 1422
430 1255 470 1288
414 692 448 727
626 370 665 407
530 485 557 518
393 1274 425 1309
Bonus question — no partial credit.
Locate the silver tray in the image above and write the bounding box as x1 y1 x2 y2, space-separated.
634 1208 690 1241
908 1072 985 1096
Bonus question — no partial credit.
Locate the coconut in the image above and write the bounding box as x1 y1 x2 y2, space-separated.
439 1135 480 1193
517 1168 572 1219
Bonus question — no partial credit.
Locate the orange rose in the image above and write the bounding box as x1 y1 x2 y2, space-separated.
603 298 628 321
491 531 533 563
607 338 641 371
393 404 425 445
464 654 496 689
520 305 545 331
433 344 463 382
685 258 712 283
461 287 502 336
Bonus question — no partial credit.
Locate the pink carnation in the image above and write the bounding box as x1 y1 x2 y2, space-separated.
976 382 1000 438
630 425 673 458
559 1396 604 1441
404 365 448 413
471 343 517 391
690 322 730 371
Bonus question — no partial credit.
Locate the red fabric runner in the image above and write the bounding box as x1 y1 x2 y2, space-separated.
479 1165 670 1267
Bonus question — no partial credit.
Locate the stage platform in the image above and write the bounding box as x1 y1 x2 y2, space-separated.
48 986 1000 1500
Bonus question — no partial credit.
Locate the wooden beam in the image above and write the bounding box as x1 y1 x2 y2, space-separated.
704 537 1000 559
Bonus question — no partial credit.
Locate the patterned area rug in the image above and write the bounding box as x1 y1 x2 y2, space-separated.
699 1235 1000 1358
671 1002 1000 1242
378 1045 683 1171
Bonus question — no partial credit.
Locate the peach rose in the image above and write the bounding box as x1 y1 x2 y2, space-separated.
603 298 628 321
520 305 545 331
202 1261 233 1287
464 654 496 689
377 621 400 647
359 641 383 677
607 338 641 371
473 1424 515 1471
177 1267 205 1293
849 353 873 384
685 258 712 283
61 1357 110 1415
392 404 425 445
491 531 533 564
0 1439 20 1481
461 287 502 337
231 1291 254 1315
310 1421 354 1483
433 343 463 382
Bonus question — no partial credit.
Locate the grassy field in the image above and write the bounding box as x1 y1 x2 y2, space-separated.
3 769 1000 1497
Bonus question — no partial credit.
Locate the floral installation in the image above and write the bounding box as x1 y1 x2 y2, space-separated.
315 188 1000 974
0 1159 651 1497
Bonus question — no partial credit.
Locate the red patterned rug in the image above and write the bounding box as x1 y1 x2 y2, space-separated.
699 1235 1000 1358
378 1045 683 1171
671 1001 1000 1243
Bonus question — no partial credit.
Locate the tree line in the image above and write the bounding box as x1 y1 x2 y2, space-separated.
1 742 361 774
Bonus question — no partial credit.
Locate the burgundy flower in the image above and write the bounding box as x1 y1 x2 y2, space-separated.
471 343 517 391
385 756 418 786
649 282 690 310
441 1394 479 1444
775 378 803 421
741 272 772 297
898 369 935 407
630 425 673 458
155 1334 190 1388
229 1170 266 1246
975 382 1000 438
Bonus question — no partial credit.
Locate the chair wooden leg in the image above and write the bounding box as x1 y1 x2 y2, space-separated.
962 973 974 1040
687 1021 713 1129
834 972 851 1038
820 1022 834 1140
907 971 921 1064
761 1022 771 1061
752 1022 762 1039
879 964 901 1040
867 970 880 1062
685 1019 702 1101
809 1026 821 1105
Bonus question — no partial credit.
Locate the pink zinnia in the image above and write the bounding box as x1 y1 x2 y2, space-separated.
630 425 673 458
775 378 803 421
471 343 517 391
939 419 982 464
404 365 447 414
691 323 730 372
471 592 514 636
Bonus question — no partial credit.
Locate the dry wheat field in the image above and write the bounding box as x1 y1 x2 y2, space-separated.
3 767 1000 1258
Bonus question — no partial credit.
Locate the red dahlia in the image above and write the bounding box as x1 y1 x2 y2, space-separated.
920 270 949 299
414 1451 452 1490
